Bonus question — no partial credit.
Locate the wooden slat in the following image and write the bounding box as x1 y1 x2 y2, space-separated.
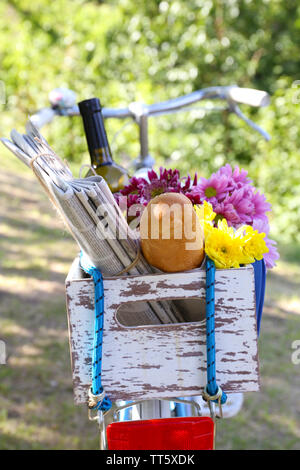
66 258 259 404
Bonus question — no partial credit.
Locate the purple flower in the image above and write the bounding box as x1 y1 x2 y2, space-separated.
120 176 147 196
250 189 272 226
225 187 254 224
199 168 271 230
252 218 270 236
184 186 204 205
181 175 192 192
141 178 170 201
213 200 240 226
118 167 182 210
196 173 230 202
263 237 280 269
252 219 279 269
181 173 198 192
216 164 252 191
209 186 255 226
140 167 181 201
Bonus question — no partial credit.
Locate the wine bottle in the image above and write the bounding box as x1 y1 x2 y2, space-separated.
78 97 129 192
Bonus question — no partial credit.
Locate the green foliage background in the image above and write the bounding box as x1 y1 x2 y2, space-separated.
1 0 300 243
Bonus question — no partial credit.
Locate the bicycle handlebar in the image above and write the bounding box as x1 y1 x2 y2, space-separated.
30 85 270 134
226 87 269 107
29 85 271 172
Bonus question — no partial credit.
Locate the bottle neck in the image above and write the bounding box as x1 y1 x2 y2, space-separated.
91 146 113 167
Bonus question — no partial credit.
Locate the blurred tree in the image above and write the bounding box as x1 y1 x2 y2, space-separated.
0 0 299 241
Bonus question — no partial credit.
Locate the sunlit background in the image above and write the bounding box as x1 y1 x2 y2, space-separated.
0 0 299 450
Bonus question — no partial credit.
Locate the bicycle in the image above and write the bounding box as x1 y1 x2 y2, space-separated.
29 85 270 449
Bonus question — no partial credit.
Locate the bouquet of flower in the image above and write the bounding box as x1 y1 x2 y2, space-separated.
115 164 279 270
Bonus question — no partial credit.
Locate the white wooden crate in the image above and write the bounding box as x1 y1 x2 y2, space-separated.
65 257 260 404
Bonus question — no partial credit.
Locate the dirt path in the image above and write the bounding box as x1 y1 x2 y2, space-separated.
0 169 98 449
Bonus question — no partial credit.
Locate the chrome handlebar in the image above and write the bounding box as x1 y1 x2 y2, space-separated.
29 85 271 171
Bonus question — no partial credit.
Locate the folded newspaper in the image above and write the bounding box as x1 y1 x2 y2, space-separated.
1 121 185 326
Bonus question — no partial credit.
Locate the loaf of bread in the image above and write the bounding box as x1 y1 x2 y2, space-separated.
140 192 205 272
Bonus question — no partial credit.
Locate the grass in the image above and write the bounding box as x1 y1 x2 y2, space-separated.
0 149 300 450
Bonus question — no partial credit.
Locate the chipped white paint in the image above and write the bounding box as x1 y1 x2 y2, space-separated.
66 258 260 404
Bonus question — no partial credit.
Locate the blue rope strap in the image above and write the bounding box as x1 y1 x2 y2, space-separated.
80 252 112 412
203 257 227 406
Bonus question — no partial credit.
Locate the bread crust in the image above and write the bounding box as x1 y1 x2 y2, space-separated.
140 192 205 272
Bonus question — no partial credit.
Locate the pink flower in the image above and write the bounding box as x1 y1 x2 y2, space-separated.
225 187 254 224
181 173 198 192
141 178 170 201
263 237 280 269
181 175 192 192
210 186 255 226
197 173 230 202
250 189 272 225
184 186 204 205
120 176 147 196
118 167 182 210
252 218 270 236
252 219 279 269
217 164 252 191
213 200 241 226
140 167 181 201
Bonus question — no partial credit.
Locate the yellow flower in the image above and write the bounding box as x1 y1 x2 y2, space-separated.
205 218 266 268
194 201 216 237
205 226 242 269
216 218 236 237
236 225 269 262
217 219 254 265
195 204 269 269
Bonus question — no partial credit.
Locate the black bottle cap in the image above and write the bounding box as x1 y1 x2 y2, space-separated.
78 97 102 115
78 97 112 163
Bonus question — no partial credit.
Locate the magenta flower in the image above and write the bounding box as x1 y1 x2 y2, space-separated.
206 185 255 226
140 167 181 202
120 176 146 196
181 173 198 192
252 218 270 236
263 237 280 269
116 167 182 210
213 200 241 226
126 194 148 219
127 193 147 207
252 219 279 269
216 164 252 191
141 178 170 201
250 189 272 225
184 189 201 205
225 187 254 224
196 167 271 229
196 173 229 202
